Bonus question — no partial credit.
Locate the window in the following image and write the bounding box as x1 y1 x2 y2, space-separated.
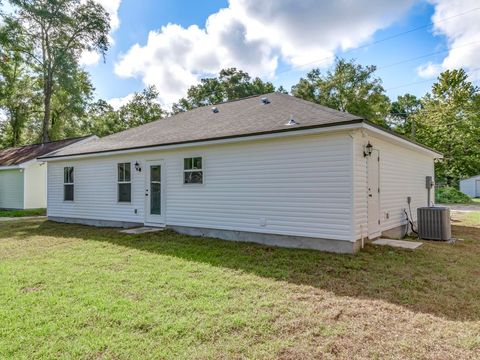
184 157 203 184
118 163 131 202
64 167 74 201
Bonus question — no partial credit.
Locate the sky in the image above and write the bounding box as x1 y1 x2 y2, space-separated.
81 0 480 109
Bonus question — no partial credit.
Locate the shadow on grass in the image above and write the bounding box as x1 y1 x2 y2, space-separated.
2 219 480 322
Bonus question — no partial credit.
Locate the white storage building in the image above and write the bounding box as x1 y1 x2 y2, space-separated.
460 175 480 198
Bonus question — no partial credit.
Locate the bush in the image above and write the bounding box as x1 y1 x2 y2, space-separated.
435 187 472 204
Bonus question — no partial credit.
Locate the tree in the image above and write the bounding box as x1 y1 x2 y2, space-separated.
172 68 276 113
117 86 165 130
415 69 480 186
0 28 40 147
82 86 165 137
3 0 110 142
49 63 94 140
291 58 391 127
389 94 421 138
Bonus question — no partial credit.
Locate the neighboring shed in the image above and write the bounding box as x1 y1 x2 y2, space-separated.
460 175 480 198
0 136 95 209
40 93 442 253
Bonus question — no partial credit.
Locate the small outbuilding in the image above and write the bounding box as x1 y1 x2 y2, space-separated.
460 175 480 198
40 93 442 253
0 137 95 209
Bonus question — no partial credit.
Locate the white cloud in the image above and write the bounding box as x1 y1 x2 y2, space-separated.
80 0 122 66
95 0 121 31
107 93 134 110
115 0 415 105
416 62 442 78
417 0 480 79
79 50 101 66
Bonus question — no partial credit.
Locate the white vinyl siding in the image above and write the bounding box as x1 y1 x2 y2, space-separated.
353 130 435 239
47 132 355 241
460 176 480 198
0 169 24 209
23 162 47 209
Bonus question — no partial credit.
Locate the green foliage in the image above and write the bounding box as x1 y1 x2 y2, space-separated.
291 58 391 127
435 186 473 204
415 69 480 186
82 86 165 137
0 25 40 148
4 0 111 142
172 68 276 113
389 94 421 138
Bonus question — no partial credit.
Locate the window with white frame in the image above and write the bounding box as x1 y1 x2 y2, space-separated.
118 162 131 202
183 157 203 184
64 167 74 201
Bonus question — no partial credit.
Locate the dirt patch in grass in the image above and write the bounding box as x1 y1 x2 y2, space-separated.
0 219 479 359
451 211 480 228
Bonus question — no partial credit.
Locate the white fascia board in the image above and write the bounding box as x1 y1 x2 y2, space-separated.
362 123 443 158
40 123 364 162
0 165 21 170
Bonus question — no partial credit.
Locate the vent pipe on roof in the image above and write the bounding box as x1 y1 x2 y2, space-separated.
286 116 299 126
261 97 270 104
211 107 219 113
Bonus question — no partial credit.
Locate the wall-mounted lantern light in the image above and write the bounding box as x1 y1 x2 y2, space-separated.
363 142 373 157
135 161 142 172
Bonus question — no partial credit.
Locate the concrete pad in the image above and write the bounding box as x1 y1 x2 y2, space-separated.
0 216 46 222
120 227 164 234
372 238 423 250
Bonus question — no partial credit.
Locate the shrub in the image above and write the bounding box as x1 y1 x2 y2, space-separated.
435 187 472 204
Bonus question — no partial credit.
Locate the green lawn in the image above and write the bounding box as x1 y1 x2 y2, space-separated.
0 208 46 217
0 219 479 359
451 210 480 227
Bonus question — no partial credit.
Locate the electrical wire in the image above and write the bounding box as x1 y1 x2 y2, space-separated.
156 6 480 108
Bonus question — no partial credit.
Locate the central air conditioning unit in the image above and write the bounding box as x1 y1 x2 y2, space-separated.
417 207 451 241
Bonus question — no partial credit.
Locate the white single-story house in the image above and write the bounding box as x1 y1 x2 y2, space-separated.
460 175 480 198
39 93 442 253
0 136 95 209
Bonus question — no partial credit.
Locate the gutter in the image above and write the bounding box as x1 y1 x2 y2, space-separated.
0 165 21 170
38 120 365 161
38 119 442 162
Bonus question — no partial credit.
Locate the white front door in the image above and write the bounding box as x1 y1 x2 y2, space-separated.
145 160 165 225
367 149 381 238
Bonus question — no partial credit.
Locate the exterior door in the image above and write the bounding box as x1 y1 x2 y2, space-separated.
145 160 165 225
367 149 381 238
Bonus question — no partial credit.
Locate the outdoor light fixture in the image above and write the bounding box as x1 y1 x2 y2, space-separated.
135 161 142 172
363 142 373 157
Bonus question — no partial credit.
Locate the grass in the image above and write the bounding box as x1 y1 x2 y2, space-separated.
0 219 479 359
451 211 480 227
0 208 46 217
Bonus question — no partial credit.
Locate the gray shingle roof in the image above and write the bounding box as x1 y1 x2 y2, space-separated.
42 93 363 158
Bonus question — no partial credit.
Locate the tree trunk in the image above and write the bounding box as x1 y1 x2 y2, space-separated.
42 77 52 143
12 110 20 147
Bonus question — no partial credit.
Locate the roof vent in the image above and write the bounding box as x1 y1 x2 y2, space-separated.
211 106 219 113
261 97 270 104
286 117 299 126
